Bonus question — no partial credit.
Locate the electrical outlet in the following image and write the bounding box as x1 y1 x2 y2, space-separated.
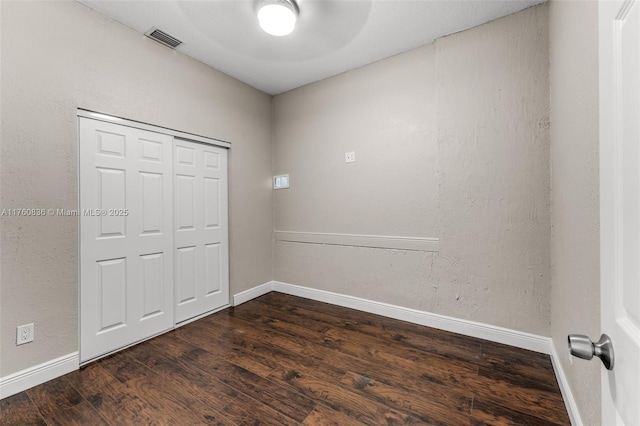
345 152 356 163
16 323 34 345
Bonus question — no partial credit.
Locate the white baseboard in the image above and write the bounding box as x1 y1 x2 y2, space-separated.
550 342 583 426
234 281 551 354
233 282 273 306
273 281 551 353
0 352 79 400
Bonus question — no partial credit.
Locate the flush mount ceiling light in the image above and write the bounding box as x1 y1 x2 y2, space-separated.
257 0 299 37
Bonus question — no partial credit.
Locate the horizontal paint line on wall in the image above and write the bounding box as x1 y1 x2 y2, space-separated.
274 231 440 252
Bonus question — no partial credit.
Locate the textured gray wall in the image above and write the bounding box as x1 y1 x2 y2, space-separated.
273 44 438 237
0 1 273 376
274 4 551 336
549 0 601 424
436 4 550 333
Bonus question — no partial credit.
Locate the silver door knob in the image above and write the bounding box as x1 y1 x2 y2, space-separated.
567 334 614 370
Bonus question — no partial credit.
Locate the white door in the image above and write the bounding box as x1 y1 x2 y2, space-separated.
80 118 174 362
600 0 640 424
173 139 229 323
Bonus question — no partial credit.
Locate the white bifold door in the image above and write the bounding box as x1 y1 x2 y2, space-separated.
174 139 229 324
80 117 229 363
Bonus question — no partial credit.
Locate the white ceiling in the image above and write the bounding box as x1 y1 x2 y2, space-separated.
78 0 546 95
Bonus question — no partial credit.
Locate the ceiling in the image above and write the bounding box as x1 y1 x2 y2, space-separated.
78 0 546 95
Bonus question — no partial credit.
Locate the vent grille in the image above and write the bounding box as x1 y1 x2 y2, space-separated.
145 27 182 49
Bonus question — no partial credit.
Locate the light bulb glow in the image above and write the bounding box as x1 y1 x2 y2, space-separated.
258 2 297 36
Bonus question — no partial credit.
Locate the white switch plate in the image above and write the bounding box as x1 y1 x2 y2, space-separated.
345 152 356 163
17 323 34 345
273 174 290 189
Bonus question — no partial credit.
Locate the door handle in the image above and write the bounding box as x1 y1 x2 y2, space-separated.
567 334 614 370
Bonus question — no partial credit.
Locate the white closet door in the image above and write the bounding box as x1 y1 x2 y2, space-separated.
80 118 174 363
174 139 229 323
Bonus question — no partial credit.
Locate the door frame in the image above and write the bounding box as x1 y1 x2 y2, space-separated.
77 109 231 149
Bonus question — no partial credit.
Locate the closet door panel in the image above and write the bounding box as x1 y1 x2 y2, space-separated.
96 257 127 332
174 139 229 323
205 243 222 295
204 177 221 228
139 172 164 235
176 245 197 305
140 252 165 319
80 118 173 363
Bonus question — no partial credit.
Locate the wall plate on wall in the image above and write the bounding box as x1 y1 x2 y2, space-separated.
273 174 290 189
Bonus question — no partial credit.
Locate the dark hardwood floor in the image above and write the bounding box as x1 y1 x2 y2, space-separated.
1 292 570 425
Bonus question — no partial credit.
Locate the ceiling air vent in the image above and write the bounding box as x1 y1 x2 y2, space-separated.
145 27 182 49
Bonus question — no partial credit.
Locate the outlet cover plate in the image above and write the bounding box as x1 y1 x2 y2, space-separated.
17 323 34 345
345 152 356 163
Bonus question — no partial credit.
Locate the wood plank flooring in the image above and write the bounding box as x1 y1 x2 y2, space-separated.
0 292 570 425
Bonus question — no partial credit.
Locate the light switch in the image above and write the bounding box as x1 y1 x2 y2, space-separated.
345 152 356 163
273 174 290 189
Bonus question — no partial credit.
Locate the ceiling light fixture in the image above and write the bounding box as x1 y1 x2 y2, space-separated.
257 0 298 37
